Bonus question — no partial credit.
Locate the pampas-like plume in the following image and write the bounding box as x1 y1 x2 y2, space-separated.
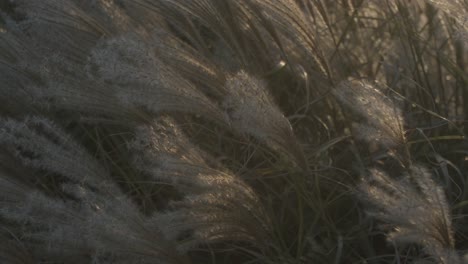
359 165 462 263
130 116 218 192
333 79 405 150
156 188 273 253
0 117 190 263
2 0 305 166
0 117 108 188
0 0 466 263
131 117 274 253
425 0 468 41
223 71 306 168
1 181 190 264
88 32 226 124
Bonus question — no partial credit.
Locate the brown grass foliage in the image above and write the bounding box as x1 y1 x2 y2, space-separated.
0 0 467 263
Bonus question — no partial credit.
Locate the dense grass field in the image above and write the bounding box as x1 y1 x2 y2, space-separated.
0 0 467 263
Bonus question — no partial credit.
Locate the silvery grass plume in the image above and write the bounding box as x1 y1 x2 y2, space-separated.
333 79 406 151
222 71 306 168
0 0 139 121
90 30 297 155
0 0 305 167
130 117 276 255
0 117 190 263
359 165 463 264
0 117 109 188
142 29 306 167
0 0 465 263
87 32 225 123
425 0 468 41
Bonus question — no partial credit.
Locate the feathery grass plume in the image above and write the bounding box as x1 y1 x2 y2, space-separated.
333 79 405 150
1 180 190 263
88 32 226 124
137 28 305 167
1 0 164 122
0 163 93 261
0 25 54 116
223 71 306 168
11 0 146 53
0 118 190 263
0 0 466 263
0 22 136 122
59 184 191 264
11 0 111 60
3 0 305 166
425 0 468 41
37 53 140 122
359 165 462 263
131 117 275 255
130 117 224 193
156 187 273 254
0 117 109 188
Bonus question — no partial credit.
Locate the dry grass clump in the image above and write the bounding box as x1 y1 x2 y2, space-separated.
0 0 467 263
